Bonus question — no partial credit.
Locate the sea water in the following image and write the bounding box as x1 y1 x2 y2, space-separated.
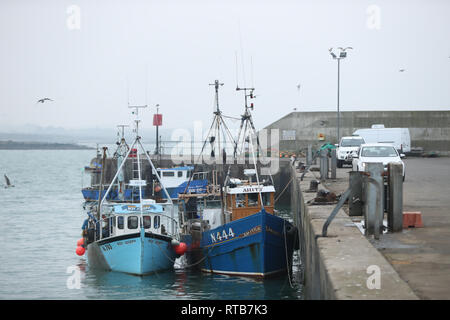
0 150 303 300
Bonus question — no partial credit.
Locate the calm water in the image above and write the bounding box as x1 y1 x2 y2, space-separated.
0 150 303 300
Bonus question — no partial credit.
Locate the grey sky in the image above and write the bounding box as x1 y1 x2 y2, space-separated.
0 0 449 133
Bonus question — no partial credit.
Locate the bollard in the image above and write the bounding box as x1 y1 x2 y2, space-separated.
330 149 337 179
349 171 363 216
363 163 384 239
307 144 312 165
319 149 329 180
388 162 403 232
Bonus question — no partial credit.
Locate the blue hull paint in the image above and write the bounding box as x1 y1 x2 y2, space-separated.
87 229 176 275
161 180 209 199
200 210 293 277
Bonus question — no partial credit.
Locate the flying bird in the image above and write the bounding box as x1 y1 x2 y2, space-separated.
4 174 14 188
399 69 405 72
36 98 54 104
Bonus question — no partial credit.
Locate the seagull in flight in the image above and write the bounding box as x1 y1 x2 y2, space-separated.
36 98 54 104
399 69 405 72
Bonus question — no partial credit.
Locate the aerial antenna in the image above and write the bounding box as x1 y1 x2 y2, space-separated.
117 125 129 142
237 19 247 87
128 104 148 136
250 56 254 88
145 65 149 106
209 80 224 114
235 51 240 89
126 77 130 107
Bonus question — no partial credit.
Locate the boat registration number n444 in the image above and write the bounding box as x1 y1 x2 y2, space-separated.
210 228 235 243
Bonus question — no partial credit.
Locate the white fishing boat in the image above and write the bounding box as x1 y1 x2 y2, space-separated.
76 105 186 275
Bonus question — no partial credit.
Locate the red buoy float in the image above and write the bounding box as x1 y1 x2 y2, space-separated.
76 246 85 256
174 242 187 255
77 238 84 246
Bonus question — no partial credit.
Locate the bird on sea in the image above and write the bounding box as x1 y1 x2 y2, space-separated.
36 98 54 104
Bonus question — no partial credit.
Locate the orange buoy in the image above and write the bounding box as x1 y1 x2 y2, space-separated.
76 246 85 256
77 238 84 246
174 242 187 255
154 184 162 193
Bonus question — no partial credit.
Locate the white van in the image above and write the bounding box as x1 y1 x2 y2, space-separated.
352 126 411 153
336 136 366 168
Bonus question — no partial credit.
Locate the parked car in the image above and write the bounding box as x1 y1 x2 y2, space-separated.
335 136 365 168
351 143 406 181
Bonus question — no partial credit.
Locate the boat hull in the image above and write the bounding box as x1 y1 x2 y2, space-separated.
200 210 295 278
161 179 209 199
87 230 176 275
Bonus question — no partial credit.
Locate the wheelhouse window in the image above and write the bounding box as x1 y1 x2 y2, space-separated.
247 193 259 207
143 216 151 229
127 216 138 229
235 194 245 208
262 193 272 206
178 171 183 177
162 171 175 177
117 216 124 229
154 216 160 229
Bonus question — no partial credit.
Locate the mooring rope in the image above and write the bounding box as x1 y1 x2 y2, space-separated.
154 239 216 269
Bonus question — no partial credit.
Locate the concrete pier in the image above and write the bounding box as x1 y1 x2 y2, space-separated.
290 162 418 299
299 157 450 300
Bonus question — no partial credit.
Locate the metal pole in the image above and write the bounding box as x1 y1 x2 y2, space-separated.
156 105 159 156
330 148 337 179
349 171 363 216
337 58 340 142
307 144 312 165
388 163 403 232
364 163 384 239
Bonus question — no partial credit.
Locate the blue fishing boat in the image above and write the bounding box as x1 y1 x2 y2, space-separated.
178 80 298 277
85 202 179 275
157 167 209 199
180 175 297 278
77 106 186 275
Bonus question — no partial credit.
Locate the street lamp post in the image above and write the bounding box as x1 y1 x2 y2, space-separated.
329 47 352 143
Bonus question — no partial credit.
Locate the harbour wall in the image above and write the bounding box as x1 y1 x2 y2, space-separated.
264 110 450 154
288 163 418 299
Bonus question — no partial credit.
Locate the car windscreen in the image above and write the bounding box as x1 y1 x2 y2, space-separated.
361 146 398 157
341 138 364 147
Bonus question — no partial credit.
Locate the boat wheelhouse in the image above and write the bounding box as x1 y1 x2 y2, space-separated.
155 167 209 200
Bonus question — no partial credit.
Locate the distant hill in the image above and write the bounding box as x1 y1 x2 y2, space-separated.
0 140 94 150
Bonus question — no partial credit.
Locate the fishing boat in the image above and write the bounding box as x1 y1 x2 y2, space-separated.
77 106 186 275
180 170 297 277
81 139 209 202
178 80 298 277
155 167 209 200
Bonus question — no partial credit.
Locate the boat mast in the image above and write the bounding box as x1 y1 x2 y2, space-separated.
182 80 236 194
128 104 147 220
116 125 129 201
